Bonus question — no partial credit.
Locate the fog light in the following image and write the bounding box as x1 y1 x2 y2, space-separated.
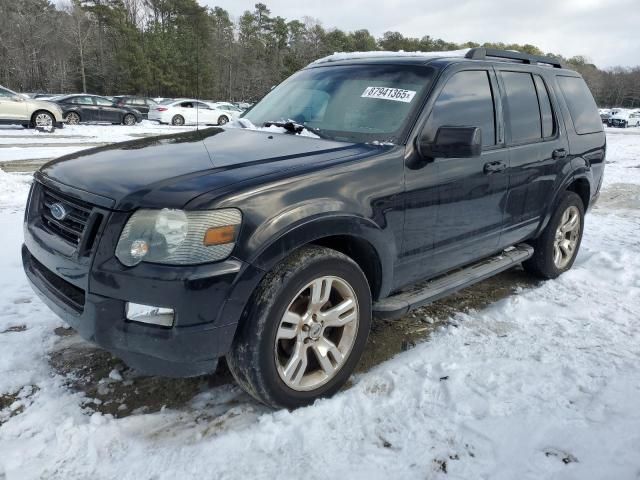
126 302 174 327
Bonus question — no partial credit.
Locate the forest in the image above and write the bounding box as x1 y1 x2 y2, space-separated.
1 0 638 107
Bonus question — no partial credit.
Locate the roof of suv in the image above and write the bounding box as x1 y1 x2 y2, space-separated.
308 47 572 72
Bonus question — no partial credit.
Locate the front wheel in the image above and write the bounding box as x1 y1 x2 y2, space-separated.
171 115 185 126
32 111 55 129
217 115 229 125
523 191 585 279
226 246 372 409
65 112 80 125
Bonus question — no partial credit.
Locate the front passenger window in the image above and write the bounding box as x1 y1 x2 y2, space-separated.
425 70 496 147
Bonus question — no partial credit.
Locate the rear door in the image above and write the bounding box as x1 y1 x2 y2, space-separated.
399 67 509 286
70 96 99 121
496 67 570 246
94 96 121 123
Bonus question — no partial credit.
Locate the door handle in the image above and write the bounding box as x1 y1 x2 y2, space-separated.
483 161 507 174
552 148 568 159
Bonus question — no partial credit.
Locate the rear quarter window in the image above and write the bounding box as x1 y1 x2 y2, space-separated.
557 76 602 135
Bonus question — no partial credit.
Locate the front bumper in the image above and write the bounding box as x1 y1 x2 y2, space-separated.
22 245 260 376
23 180 264 377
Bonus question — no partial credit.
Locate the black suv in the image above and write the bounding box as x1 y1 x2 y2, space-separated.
22 48 605 409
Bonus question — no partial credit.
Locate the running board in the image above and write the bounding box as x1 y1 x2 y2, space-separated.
373 244 534 320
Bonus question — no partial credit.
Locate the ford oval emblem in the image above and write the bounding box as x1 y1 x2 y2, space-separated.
50 202 68 221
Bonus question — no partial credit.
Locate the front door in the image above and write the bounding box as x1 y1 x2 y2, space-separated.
397 68 509 288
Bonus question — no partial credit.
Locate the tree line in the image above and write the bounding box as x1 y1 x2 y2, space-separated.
1 0 639 107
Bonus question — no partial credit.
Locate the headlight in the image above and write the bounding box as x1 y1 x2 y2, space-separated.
115 208 241 266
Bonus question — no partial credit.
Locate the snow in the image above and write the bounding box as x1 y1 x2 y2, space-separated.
0 122 196 163
225 118 320 138
1 127 640 479
311 49 472 65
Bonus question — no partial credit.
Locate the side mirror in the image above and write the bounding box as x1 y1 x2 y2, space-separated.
418 126 482 159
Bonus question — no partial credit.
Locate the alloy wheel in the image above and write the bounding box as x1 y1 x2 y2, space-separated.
274 276 359 391
553 205 581 269
66 112 80 125
34 113 53 128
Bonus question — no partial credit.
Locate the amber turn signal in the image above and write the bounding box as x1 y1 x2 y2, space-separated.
203 225 237 246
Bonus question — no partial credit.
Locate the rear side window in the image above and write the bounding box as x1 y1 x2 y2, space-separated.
557 76 602 134
501 72 542 144
534 76 555 138
425 70 496 146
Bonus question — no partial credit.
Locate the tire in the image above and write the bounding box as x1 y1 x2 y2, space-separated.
31 110 55 129
523 191 585 279
65 112 80 125
171 115 185 126
226 245 372 409
217 115 229 125
123 113 136 126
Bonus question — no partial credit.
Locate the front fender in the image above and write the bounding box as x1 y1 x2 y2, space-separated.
247 210 396 298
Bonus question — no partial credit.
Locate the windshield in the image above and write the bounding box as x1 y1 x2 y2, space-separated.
243 64 436 143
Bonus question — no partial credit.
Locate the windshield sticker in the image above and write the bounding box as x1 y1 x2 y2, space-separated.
361 86 416 103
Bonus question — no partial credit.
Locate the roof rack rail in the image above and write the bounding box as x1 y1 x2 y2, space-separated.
465 47 565 69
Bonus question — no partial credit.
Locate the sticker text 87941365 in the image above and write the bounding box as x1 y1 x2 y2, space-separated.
361 86 417 103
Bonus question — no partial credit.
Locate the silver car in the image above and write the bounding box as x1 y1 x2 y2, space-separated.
0 85 65 129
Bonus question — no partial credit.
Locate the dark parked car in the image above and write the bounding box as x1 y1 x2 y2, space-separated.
52 94 143 125
23 48 605 409
113 96 158 119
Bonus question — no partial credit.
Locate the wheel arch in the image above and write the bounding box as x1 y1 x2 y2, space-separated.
31 109 55 121
246 213 395 301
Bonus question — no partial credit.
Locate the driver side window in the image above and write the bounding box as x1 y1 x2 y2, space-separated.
424 70 496 147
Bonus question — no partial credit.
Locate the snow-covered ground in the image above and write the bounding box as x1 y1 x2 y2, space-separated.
0 122 196 163
1 127 639 479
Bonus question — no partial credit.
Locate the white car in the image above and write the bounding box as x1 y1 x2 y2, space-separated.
206 102 244 118
148 99 235 126
609 110 640 128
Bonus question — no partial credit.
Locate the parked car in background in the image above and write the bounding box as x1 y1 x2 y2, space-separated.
113 96 158 119
52 94 143 125
609 109 640 128
206 102 243 120
0 85 64 129
148 99 234 126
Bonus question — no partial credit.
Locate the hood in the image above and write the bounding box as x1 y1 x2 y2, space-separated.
39 127 366 211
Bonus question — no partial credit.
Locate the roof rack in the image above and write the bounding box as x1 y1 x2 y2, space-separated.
465 47 565 69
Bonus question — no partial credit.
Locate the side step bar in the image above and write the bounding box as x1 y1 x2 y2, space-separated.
373 244 534 320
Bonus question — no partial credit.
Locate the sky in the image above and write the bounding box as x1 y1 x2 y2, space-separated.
198 0 640 68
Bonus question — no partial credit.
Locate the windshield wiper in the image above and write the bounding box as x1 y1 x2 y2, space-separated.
263 121 329 139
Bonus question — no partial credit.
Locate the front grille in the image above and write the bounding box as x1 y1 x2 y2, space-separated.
26 251 85 313
40 186 93 246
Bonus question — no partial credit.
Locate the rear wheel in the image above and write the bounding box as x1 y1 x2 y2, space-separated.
123 113 136 126
65 112 80 125
217 115 229 125
171 115 185 126
523 191 584 279
226 246 372 409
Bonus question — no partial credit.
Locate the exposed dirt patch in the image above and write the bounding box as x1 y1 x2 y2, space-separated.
358 267 538 372
0 385 39 426
48 332 234 418
1 325 27 334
